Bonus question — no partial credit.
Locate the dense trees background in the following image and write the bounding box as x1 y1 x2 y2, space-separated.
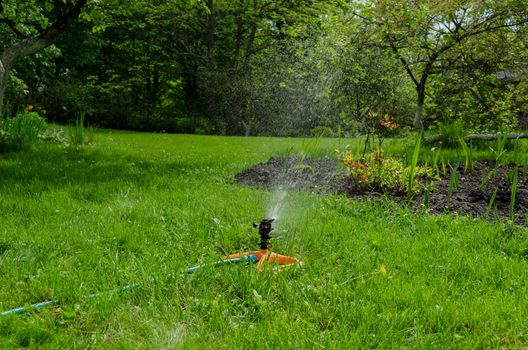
1 0 527 136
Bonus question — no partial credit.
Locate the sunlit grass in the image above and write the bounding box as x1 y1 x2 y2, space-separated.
0 131 527 348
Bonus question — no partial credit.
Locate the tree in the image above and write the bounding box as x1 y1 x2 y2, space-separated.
159 0 337 134
0 0 87 116
318 12 413 134
354 0 528 130
428 25 527 131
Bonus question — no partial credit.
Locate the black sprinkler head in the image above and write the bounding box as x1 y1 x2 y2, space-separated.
253 218 274 249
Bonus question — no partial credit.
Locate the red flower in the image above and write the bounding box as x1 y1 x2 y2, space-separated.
379 119 400 130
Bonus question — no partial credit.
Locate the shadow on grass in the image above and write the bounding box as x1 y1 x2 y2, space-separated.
0 145 202 202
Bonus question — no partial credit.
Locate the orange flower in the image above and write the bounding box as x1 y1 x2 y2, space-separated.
359 173 367 182
26 105 34 111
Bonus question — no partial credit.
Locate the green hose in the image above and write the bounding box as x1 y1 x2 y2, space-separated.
1 254 258 317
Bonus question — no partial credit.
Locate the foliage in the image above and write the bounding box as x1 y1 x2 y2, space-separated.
352 0 528 129
318 15 414 134
0 111 46 152
311 126 333 137
1 0 528 136
433 121 465 149
22 0 339 135
38 125 67 144
373 113 400 151
343 149 436 194
0 0 87 116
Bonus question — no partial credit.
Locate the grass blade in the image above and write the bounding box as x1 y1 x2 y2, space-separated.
458 136 472 174
407 132 422 197
486 189 498 218
510 166 519 221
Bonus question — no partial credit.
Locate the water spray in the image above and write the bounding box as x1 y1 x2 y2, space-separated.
1 218 301 317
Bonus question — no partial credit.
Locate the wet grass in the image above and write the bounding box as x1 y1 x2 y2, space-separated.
0 131 527 348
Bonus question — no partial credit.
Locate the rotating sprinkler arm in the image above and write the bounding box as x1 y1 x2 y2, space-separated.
254 218 274 249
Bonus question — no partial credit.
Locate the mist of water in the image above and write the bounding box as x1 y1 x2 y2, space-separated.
267 188 288 221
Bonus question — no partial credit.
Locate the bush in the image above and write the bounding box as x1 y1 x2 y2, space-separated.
311 126 334 137
38 125 67 144
433 121 464 148
194 117 213 135
343 150 437 194
0 111 46 152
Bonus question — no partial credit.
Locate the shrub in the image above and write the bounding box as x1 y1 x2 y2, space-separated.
194 118 213 135
343 150 437 194
311 126 333 137
361 111 400 156
0 111 47 152
433 121 465 148
38 125 67 144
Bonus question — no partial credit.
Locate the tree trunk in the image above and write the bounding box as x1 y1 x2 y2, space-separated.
206 88 218 132
425 133 528 143
0 60 9 116
226 94 241 135
414 85 425 130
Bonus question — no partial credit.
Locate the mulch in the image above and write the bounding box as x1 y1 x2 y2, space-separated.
235 157 528 224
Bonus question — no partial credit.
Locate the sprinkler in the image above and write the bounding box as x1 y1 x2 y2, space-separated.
1 219 301 317
190 218 301 272
223 218 302 271
254 218 274 249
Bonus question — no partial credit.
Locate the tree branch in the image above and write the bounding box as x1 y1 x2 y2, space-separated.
388 36 419 87
0 17 29 39
426 133 528 143
0 0 86 67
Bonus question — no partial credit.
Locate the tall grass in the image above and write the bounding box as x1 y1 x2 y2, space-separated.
447 164 459 205
485 189 498 218
67 113 93 145
480 134 509 190
441 156 447 177
523 157 528 182
431 148 441 177
458 136 473 173
407 132 422 198
490 133 507 166
510 166 519 221
300 133 324 161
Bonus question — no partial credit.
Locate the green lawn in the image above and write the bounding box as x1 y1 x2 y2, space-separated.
0 131 527 349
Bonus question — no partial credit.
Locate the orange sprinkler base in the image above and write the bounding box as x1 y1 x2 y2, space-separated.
224 249 301 271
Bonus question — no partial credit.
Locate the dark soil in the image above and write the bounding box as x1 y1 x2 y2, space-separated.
235 157 528 223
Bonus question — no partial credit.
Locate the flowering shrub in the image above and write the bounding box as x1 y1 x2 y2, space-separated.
374 115 400 150
343 150 437 194
378 118 399 131
362 112 401 157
